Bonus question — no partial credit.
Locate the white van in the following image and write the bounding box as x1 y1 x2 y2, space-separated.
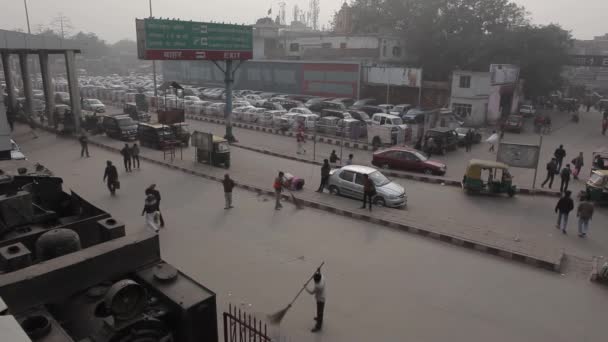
368 113 409 148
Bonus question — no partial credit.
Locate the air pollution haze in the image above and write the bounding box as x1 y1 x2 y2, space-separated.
0 0 605 42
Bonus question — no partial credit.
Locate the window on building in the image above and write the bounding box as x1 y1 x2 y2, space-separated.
452 103 473 117
322 42 332 48
459 75 471 88
289 43 299 52
340 42 347 49
392 46 402 57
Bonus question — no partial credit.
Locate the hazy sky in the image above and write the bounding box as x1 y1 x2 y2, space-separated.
1 0 606 43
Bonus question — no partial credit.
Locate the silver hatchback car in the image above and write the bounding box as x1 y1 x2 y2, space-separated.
327 165 406 208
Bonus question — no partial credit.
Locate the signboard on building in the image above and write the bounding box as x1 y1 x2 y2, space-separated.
364 67 422 88
497 142 540 169
489 64 520 85
136 18 253 60
568 55 608 67
192 131 213 151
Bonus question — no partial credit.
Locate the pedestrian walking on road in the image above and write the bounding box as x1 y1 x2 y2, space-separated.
142 194 159 233
102 161 119 195
329 150 340 168
560 164 571 193
6 109 15 132
572 152 584 179
273 171 285 210
602 118 607 136
577 195 594 238
487 130 498 152
541 158 557 189
145 184 164 227
131 143 140 169
464 129 473 152
554 145 566 171
296 126 306 155
316 160 330 193
223 174 235 209
79 133 90 158
306 270 326 333
121 144 132 172
555 190 574 234
360 174 376 211
345 154 354 165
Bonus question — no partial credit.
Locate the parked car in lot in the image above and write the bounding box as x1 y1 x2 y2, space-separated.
359 105 386 116
336 118 366 139
259 101 285 111
317 116 341 135
308 100 346 113
368 113 409 148
207 103 226 117
232 106 255 121
54 92 70 105
519 105 536 117
294 113 319 130
244 94 265 106
102 114 138 141
502 114 524 133
454 127 482 145
347 109 371 124
82 98 106 113
269 98 302 110
289 107 314 115
378 104 394 113
390 104 413 117
321 109 352 119
260 109 287 126
241 107 266 123
372 147 446 175
278 113 298 130
351 98 377 108
333 97 355 108
423 127 459 155
327 165 407 208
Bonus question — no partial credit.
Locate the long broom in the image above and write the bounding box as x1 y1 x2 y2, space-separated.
267 262 325 325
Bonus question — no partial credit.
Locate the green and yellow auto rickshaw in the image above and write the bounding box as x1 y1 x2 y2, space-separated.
581 170 608 204
462 159 516 197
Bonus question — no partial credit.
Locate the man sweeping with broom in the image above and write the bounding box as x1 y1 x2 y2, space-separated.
306 269 326 332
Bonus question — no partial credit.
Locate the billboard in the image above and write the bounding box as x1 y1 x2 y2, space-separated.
496 142 540 169
489 64 520 85
568 55 608 67
136 18 253 60
364 67 422 88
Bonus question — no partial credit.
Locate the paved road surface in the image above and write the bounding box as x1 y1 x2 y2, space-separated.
11 129 608 342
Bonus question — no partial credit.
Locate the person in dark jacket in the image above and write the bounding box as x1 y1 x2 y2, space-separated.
223 174 235 209
554 145 566 170
329 150 340 168
102 161 118 195
555 190 574 234
145 184 164 227
120 144 132 172
79 133 90 158
360 174 376 211
572 152 584 179
316 159 330 193
541 158 557 189
131 143 140 169
577 195 594 238
559 164 571 193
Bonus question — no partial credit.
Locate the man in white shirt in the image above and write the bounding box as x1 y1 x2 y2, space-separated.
306 271 326 332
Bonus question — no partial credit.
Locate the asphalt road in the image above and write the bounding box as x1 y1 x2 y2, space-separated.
98 110 608 260
12 129 608 342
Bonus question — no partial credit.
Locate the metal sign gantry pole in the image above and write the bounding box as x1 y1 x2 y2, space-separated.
212 59 244 143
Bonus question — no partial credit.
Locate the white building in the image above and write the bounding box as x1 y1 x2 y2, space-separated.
449 71 491 126
450 67 522 126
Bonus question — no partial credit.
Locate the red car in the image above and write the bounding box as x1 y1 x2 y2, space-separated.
502 115 524 133
371 147 447 175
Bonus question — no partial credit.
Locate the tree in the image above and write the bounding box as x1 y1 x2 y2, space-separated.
345 0 572 96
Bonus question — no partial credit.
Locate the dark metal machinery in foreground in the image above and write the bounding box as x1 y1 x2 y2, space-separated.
0 173 219 341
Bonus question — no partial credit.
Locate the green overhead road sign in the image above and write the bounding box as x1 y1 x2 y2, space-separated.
136 18 253 60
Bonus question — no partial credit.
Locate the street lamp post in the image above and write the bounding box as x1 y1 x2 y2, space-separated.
149 0 158 98
23 0 31 34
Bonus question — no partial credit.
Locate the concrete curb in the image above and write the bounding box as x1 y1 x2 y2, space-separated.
186 114 371 151
78 133 564 273
232 143 561 198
